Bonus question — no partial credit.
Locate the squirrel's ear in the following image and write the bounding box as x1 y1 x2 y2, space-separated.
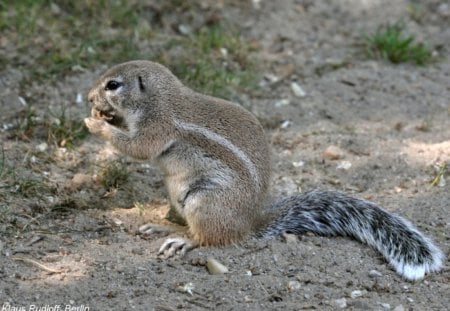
138 76 146 92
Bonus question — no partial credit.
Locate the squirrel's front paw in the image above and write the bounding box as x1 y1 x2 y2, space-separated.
84 117 111 139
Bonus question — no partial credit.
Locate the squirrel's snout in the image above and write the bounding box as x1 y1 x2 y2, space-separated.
87 88 98 106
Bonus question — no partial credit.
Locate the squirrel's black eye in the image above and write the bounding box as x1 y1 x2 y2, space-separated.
105 80 122 91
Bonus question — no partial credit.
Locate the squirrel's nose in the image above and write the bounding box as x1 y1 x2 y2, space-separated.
87 91 96 105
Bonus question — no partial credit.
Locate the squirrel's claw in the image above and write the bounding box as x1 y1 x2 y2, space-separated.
138 223 173 235
158 237 195 259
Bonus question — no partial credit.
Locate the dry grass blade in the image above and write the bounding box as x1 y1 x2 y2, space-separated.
13 256 64 274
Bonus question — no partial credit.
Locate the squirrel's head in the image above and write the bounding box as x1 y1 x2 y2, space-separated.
87 60 183 126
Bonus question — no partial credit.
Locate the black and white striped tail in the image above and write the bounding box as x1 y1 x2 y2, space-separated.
260 190 444 281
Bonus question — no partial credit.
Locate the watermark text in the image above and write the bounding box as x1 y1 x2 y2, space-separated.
1 303 89 311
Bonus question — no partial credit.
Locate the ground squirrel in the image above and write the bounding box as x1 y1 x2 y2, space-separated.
84 60 444 281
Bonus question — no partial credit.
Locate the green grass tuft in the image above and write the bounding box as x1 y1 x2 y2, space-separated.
1 1 151 81
365 23 433 65
10 106 88 148
13 178 50 198
46 108 89 148
0 149 50 199
158 25 258 99
98 161 129 190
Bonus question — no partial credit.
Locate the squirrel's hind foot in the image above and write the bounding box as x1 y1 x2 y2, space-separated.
138 224 196 258
158 237 197 259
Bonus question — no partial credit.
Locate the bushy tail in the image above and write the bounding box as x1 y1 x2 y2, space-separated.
260 190 444 281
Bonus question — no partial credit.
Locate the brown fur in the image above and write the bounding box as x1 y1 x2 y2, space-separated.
85 60 272 246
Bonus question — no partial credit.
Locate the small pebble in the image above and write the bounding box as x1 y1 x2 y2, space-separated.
334 298 347 309
220 48 228 58
260 73 280 87
206 257 229 275
36 142 48 152
282 232 298 244
2 123 15 130
337 160 352 170
280 120 292 129
291 82 306 97
292 161 305 167
380 303 391 310
274 99 290 107
112 218 123 226
350 289 365 299
178 24 192 35
176 282 194 295
393 305 404 311
244 295 253 302
288 280 301 291
369 269 383 278
18 96 27 106
323 145 344 160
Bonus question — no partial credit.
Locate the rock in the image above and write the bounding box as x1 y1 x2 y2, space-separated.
282 232 298 244
206 257 229 274
380 302 391 310
369 269 383 278
337 161 352 170
176 282 194 296
393 305 404 311
178 24 192 35
323 145 345 160
274 99 290 107
292 161 304 168
36 142 48 152
288 280 301 291
259 73 280 87
280 120 292 129
291 82 306 97
350 289 366 298
333 298 347 309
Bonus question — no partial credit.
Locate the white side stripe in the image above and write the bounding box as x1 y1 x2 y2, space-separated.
174 119 260 187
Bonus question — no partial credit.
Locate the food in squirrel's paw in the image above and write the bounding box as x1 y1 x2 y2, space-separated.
94 108 114 122
92 108 126 128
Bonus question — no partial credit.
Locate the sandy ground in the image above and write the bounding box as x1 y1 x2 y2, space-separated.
1 1 449 310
